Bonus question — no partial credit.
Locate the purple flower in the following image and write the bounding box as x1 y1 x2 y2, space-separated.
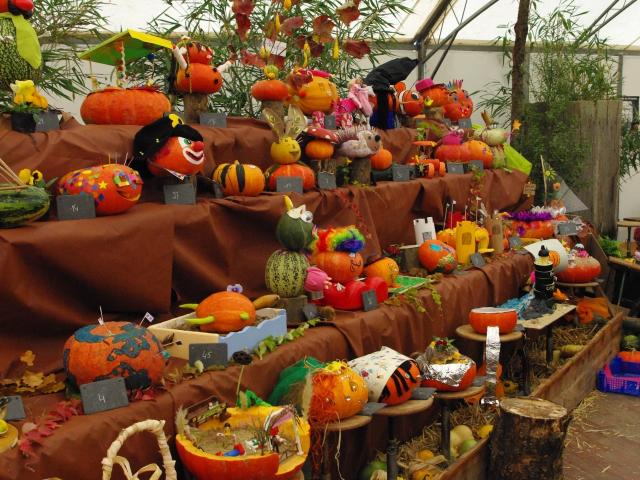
509 210 554 222
226 283 243 293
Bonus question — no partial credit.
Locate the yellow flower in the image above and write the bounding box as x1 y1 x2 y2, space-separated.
283 0 292 10
18 169 33 185
512 119 522 131
332 38 340 60
552 182 561 191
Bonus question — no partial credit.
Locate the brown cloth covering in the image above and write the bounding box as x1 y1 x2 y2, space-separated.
0 118 533 479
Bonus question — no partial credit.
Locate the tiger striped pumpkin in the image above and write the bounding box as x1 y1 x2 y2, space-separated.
265 250 309 298
380 359 421 405
212 161 265 197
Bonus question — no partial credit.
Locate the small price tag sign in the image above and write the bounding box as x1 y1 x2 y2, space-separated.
360 402 386 416
56 193 96 221
446 162 465 174
80 377 129 415
302 303 319 321
164 183 196 205
557 222 578 236
411 387 435 400
324 114 337 130
470 252 486 268
199 112 227 128
443 119 452 127
35 111 60 132
189 343 228 368
318 172 337 190
362 290 378 312
468 160 484 171
457 118 472 129
2 396 26 421
276 176 303 194
509 236 523 249
392 164 411 182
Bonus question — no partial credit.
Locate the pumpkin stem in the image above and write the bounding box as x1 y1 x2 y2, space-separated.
239 312 250 321
179 303 199 310
185 315 215 325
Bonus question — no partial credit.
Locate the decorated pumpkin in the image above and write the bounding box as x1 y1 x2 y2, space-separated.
437 228 457 248
57 164 142 216
185 41 213 64
304 127 339 161
465 140 493 169
251 79 289 102
557 247 602 283
265 163 316 191
469 307 518 334
442 81 473 121
263 105 307 165
394 85 423 117
417 338 476 392
312 226 366 284
181 290 256 333
290 75 338 114
265 250 309 297
63 321 165 390
175 63 223 94
370 148 393 170
434 131 467 162
349 347 421 406
418 240 458 274
416 81 450 108
176 405 310 480
309 362 369 422
80 87 171 125
364 257 399 287
213 161 265 197
275 200 314 251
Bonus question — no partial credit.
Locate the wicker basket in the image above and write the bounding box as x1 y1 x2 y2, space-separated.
101 419 177 480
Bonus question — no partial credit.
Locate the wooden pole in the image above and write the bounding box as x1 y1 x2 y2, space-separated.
489 397 570 480
510 0 532 126
183 94 209 124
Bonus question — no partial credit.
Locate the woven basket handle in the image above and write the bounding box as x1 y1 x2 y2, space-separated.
101 419 177 480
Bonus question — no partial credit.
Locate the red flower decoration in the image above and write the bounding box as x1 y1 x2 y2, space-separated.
312 15 336 43
337 0 361 25
281 16 304 36
343 39 371 58
232 0 254 15
235 14 251 41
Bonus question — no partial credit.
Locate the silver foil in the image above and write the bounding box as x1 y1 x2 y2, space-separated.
416 352 473 387
481 326 501 406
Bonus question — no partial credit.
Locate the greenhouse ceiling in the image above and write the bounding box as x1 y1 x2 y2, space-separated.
102 0 640 48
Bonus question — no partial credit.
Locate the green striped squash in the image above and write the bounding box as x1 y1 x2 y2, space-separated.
212 160 264 196
0 19 41 91
265 250 309 297
0 185 50 228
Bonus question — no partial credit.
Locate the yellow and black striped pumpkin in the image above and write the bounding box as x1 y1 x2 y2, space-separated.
212 160 265 197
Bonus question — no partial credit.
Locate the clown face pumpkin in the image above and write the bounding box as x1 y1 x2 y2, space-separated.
148 136 205 177
57 164 143 216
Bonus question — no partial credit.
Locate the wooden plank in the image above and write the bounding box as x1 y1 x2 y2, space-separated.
519 303 576 330
617 220 640 228
608 256 640 272
439 437 489 480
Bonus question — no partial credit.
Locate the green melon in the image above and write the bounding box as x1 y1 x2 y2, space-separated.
0 185 50 228
0 19 41 91
265 249 309 297
275 207 313 250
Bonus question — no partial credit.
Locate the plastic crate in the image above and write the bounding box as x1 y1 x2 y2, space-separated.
597 356 640 397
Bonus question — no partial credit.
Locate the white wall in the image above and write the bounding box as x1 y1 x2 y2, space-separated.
620 56 640 224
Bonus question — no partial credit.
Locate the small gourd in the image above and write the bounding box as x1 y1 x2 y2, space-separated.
181 290 256 333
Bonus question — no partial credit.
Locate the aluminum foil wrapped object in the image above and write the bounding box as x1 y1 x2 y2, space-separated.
481 326 501 406
415 344 473 388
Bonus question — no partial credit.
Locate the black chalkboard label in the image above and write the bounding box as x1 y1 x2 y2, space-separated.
35 111 60 132
3 396 26 421
360 402 386 416
164 183 196 205
509 236 522 248
392 164 411 182
446 162 465 174
324 114 337 130
276 176 303 194
470 252 486 268
56 193 96 221
80 377 129 415
411 387 435 400
211 180 224 199
457 118 472 129
468 160 484 171
200 112 227 128
302 303 319 321
362 290 378 311
189 343 228 368
318 172 337 190
557 222 578 236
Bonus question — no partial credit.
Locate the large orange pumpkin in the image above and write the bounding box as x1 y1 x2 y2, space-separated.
556 256 602 283
188 291 256 333
304 139 334 160
370 148 393 170
469 307 518 334
310 363 369 422
465 140 494 168
363 257 399 286
62 321 165 390
265 162 316 191
313 251 364 284
175 63 223 94
291 76 338 114
418 240 458 273
252 79 289 101
422 361 476 392
434 143 469 162
81 87 171 125
176 406 310 480
213 161 265 197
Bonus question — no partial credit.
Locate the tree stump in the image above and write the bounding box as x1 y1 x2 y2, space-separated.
489 397 570 480
350 157 371 185
183 94 209 123
276 294 308 327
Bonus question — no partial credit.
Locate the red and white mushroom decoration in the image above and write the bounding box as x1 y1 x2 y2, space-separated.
304 126 340 165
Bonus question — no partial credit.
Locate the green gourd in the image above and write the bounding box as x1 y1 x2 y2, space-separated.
265 250 309 297
0 185 50 228
275 205 314 250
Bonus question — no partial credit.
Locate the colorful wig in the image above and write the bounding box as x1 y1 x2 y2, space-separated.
311 226 365 254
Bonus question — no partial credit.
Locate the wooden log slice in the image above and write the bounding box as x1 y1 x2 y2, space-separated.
350 157 372 185
489 397 570 480
183 94 209 123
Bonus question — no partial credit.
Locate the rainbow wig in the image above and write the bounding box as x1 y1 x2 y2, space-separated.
312 226 365 254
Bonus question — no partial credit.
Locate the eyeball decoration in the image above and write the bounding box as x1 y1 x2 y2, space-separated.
275 195 315 251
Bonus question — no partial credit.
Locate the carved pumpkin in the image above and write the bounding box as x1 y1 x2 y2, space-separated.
418 240 458 273
265 162 316 191
251 79 289 101
443 87 473 121
176 406 310 480
305 139 334 160
469 307 518 334
556 256 602 283
364 257 399 286
291 76 338 114
186 291 256 333
310 362 369 422
57 164 143 216
465 140 494 168
314 251 364 284
81 87 171 125
175 63 223 94
63 322 164 390
370 148 393 170
213 161 265 197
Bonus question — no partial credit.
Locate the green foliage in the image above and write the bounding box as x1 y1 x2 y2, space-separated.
254 318 318 359
620 118 640 179
598 234 623 258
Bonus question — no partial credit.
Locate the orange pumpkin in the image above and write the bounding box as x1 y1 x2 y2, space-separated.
175 63 223 94
395 89 423 117
465 140 493 168
251 79 289 101
81 87 171 125
363 257 399 286
511 220 554 239
304 139 334 160
310 363 368 422
191 291 256 333
314 251 364 284
423 361 476 392
418 240 458 273
380 360 421 405
442 87 473 121
437 229 457 248
556 256 602 283
434 143 469 162
265 162 316 191
291 76 338 114
213 161 265 197
419 84 450 107
370 148 393 170
185 42 213 64
468 307 518 334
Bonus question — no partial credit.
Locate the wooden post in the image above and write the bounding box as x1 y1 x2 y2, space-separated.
277 294 308 327
350 157 372 185
183 94 209 124
489 397 570 480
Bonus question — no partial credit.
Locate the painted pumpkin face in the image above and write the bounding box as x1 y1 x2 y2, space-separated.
443 88 473 121
148 136 205 177
271 137 301 164
421 84 450 107
57 164 143 216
